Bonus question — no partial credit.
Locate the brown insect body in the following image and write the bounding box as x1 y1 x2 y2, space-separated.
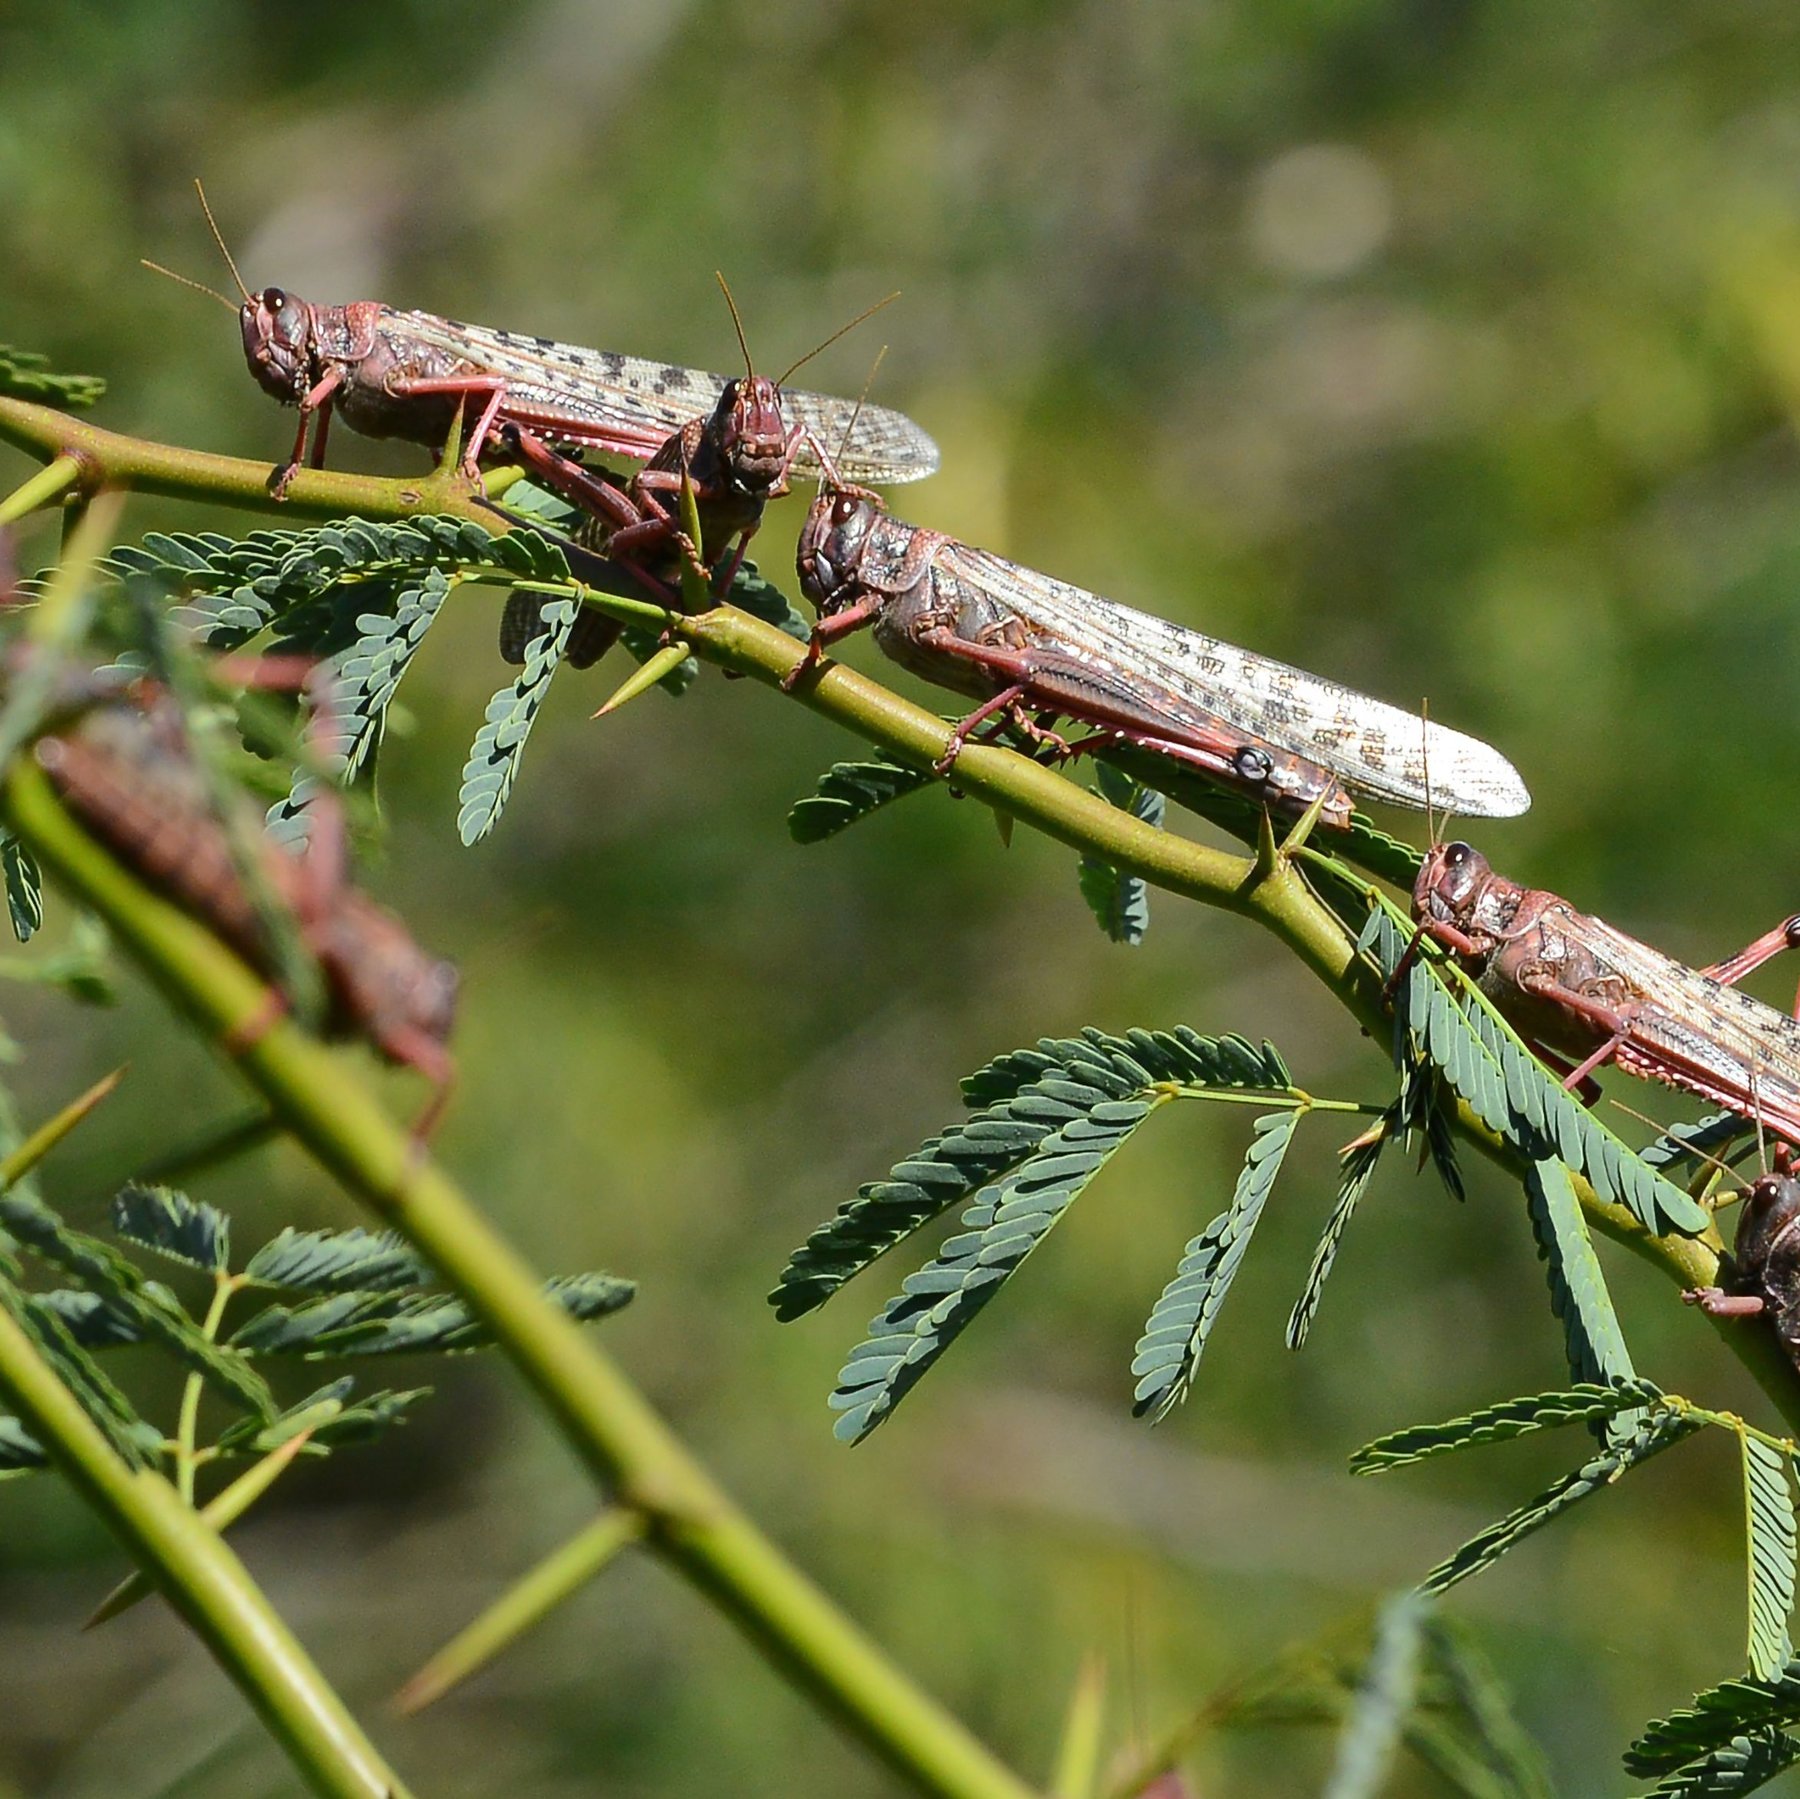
234 281 936 504
794 481 1359 816
496 355 808 669
1685 1172 1800 1368
36 701 457 1093
1414 841 1800 1147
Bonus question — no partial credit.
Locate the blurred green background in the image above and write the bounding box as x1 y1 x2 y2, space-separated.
6 1 1800 1792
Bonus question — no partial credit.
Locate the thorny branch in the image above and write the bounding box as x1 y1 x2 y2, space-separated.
2 392 1798 1799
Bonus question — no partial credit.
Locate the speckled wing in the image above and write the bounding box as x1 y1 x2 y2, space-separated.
939 543 1532 819
1576 918 1800 1133
391 314 939 484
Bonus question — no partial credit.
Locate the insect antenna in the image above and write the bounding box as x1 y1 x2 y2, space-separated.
1752 1067 1771 1178
714 271 755 383
192 178 253 306
139 259 237 312
1608 1096 1753 1199
813 344 888 490
776 291 900 389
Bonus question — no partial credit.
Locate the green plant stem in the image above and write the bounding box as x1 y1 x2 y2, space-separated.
87 1423 320 1629
174 1273 237 1503
1 759 1040 1799
393 1508 647 1714
0 398 476 521
0 1280 410 1799
0 452 81 527
0 395 1785 1414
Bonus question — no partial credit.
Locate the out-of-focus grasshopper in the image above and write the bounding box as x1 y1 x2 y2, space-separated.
789 450 1531 824
30 666 458 1132
1413 839 1800 1146
150 187 938 500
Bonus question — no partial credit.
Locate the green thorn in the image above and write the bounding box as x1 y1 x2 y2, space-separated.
1279 786 1333 862
0 1065 126 1190
1250 803 1281 884
434 402 466 480
1048 1652 1106 1799
591 642 692 718
0 454 83 530
393 1508 644 1714
85 1423 321 1628
676 462 709 614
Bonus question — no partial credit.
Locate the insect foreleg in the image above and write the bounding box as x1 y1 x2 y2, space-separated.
274 367 345 498
783 597 885 690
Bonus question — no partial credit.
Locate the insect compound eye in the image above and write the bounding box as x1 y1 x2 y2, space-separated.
261 288 286 312
833 495 858 527
1232 746 1274 782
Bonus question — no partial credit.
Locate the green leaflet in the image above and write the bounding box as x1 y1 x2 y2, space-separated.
127 515 567 651
1744 1436 1798 1682
725 560 812 643
1520 1158 1637 1394
111 1183 230 1275
0 830 43 944
1360 892 1708 1238
32 1288 150 1348
0 1186 273 1419
1629 1662 1800 1776
0 1413 47 1473
1417 1407 1699 1596
788 755 934 844
770 1027 1293 1321
229 1271 634 1357
266 570 450 848
1642 1111 1754 1181
1321 1590 1431 1799
1638 1730 1800 1797
243 1225 433 1294
213 1376 430 1457
1077 765 1165 946
829 1090 1161 1442
1287 1109 1393 1350
1349 1380 1666 1474
1131 1109 1299 1422
0 344 105 409
458 595 576 845
0 1273 154 1469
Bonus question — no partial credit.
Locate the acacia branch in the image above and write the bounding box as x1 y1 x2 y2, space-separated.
0 1263 412 1799
4 395 1795 1655
0 757 1038 1799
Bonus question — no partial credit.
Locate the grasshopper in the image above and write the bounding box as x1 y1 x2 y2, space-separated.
789 454 1532 823
1685 1160 1800 1369
1412 839 1800 1146
495 283 894 671
32 673 458 1131
153 187 938 501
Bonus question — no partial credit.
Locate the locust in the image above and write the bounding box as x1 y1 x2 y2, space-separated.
32 675 458 1131
1684 1163 1800 1367
151 186 938 500
789 457 1532 824
494 283 894 672
1412 838 1800 1147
